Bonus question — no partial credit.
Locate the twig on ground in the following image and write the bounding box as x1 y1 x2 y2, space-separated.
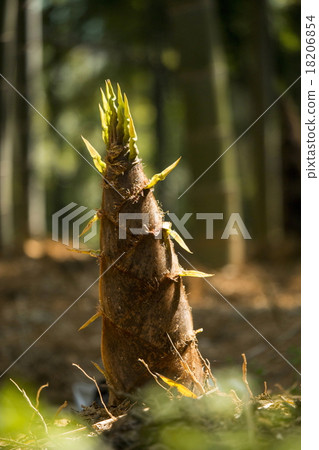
54 400 68 421
241 354 254 400
230 389 242 404
30 382 49 424
93 415 126 432
10 379 49 436
198 351 218 389
72 363 116 420
35 383 49 410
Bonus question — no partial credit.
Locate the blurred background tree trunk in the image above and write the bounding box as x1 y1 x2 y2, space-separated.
280 95 301 246
13 0 30 251
0 0 46 254
0 0 30 254
0 0 18 253
152 56 166 203
25 0 46 238
168 0 244 267
247 0 284 256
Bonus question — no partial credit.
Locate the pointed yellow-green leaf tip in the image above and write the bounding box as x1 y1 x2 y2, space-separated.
100 87 108 112
129 120 139 160
116 97 125 141
123 93 131 143
81 136 106 173
91 361 107 378
98 81 139 159
162 222 192 253
121 92 139 159
105 80 111 101
124 93 131 118
129 116 137 139
79 213 99 237
145 157 181 189
178 269 214 278
106 79 116 99
99 104 107 130
117 83 124 106
78 311 102 331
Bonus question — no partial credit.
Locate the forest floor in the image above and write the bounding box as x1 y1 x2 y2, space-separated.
0 239 300 408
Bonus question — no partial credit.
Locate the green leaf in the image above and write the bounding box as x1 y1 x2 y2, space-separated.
105 80 111 101
156 374 197 398
117 83 124 105
129 116 139 160
99 104 107 131
162 222 192 253
116 83 125 141
79 213 99 237
81 136 106 173
178 269 214 278
78 311 102 331
106 79 116 102
91 361 107 379
123 93 132 146
145 157 181 189
66 247 100 257
100 87 108 112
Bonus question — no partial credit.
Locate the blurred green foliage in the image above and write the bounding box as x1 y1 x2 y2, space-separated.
0 369 300 449
0 380 103 449
104 378 300 449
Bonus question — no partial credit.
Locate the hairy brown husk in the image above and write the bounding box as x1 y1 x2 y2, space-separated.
91 82 208 404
